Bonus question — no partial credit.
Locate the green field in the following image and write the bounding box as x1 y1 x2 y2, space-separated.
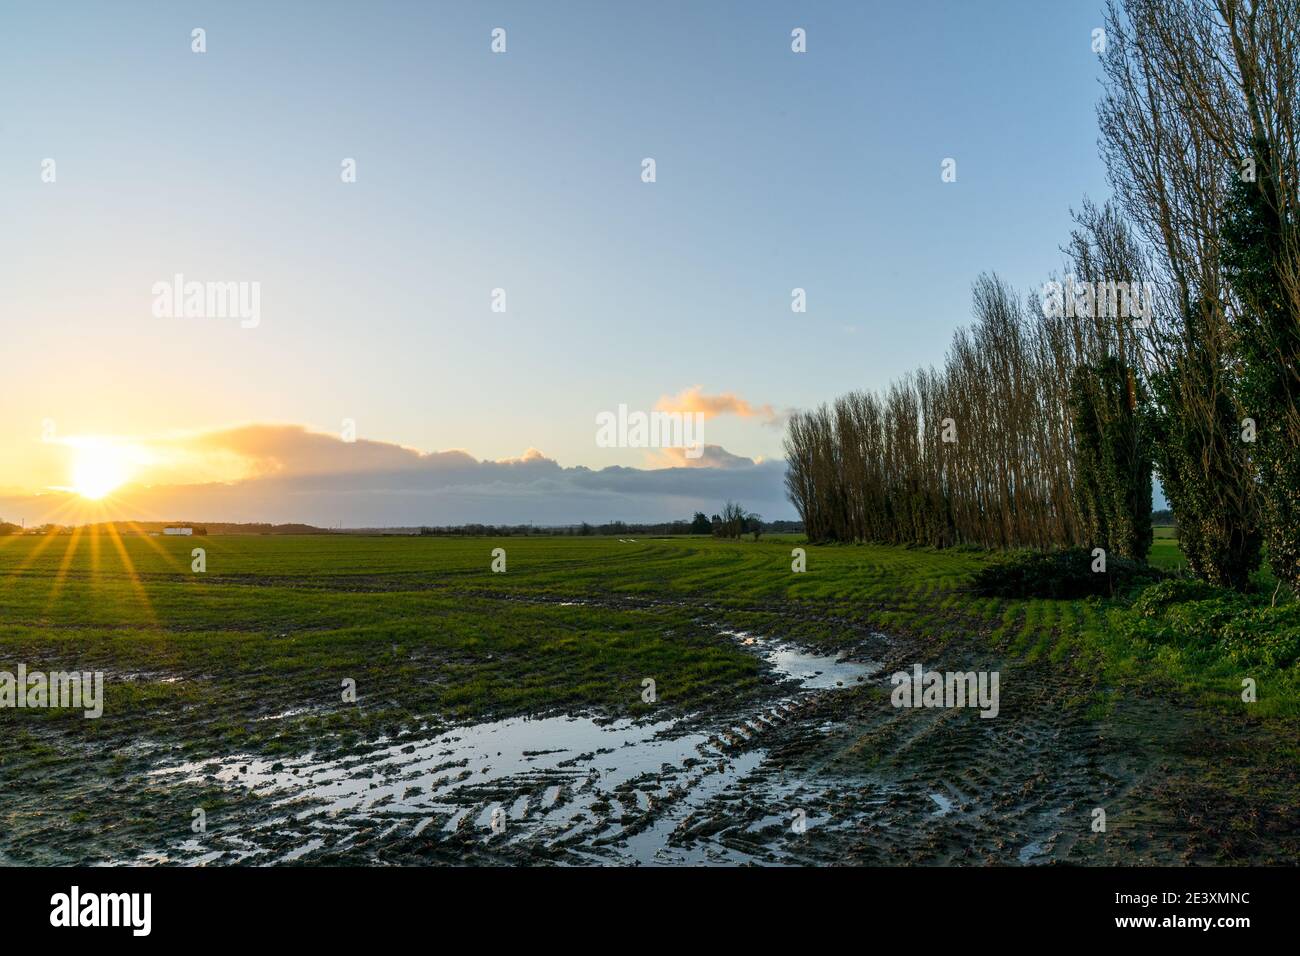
1 533 988 735
1 530 1295 865
1148 525 1186 571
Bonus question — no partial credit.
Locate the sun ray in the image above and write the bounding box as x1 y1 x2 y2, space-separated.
0 496 82 582
43 523 86 613
102 520 158 626
10 443 194 629
121 519 188 573
89 512 103 586
0 494 80 553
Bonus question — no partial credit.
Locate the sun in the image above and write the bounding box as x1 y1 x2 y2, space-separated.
69 441 133 500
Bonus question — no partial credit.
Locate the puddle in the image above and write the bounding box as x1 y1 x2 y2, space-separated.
720 630 878 689
929 792 955 815
115 670 188 684
256 706 316 722
142 630 881 865
1018 841 1044 864
150 711 758 863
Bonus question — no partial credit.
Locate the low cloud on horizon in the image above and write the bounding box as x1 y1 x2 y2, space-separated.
3 423 795 528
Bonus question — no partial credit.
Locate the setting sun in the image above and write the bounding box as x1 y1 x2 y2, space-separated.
69 441 132 500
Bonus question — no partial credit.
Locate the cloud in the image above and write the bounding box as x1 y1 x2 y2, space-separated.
649 444 757 469
3 425 795 526
495 447 549 465
654 386 781 424
179 423 438 477
653 387 796 432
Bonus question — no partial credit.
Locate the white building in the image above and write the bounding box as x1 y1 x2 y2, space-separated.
163 527 193 536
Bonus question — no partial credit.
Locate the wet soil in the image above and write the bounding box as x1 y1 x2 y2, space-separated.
2 595 1293 866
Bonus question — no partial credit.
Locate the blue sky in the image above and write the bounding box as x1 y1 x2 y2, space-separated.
0 1 1120 523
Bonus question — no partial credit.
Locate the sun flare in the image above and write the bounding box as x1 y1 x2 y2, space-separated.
69 441 133 500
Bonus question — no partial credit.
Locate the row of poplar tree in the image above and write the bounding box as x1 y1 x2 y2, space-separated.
784 0 1300 592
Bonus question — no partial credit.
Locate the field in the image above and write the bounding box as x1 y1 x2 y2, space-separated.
1148 524 1186 571
0 531 1295 865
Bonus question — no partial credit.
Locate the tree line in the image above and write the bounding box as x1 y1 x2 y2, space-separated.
786 0 1299 593
784 269 1148 556
414 509 794 538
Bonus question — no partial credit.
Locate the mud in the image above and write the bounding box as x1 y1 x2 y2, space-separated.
135 632 878 865
38 626 1263 866
3 607 1290 866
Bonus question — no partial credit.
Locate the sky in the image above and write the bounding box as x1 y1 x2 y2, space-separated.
0 1 1118 526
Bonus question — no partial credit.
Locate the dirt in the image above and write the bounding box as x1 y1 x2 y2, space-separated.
3 595 1291 866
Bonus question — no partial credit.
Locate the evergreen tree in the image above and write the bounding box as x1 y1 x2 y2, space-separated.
1222 154 1300 590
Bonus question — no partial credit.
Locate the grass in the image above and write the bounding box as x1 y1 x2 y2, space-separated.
1148 524 1186 571
2 525 1296 866
0 527 1293 750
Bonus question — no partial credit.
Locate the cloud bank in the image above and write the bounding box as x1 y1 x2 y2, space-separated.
3 424 795 527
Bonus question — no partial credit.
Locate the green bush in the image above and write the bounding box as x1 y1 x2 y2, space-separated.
971 548 1163 599
1129 578 1221 616
1218 604 1300 669
1113 612 1220 655
1118 581 1300 669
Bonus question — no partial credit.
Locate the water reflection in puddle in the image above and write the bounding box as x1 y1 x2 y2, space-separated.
720 629 876 690
144 631 879 865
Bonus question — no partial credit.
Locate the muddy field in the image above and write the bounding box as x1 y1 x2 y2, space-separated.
1 535 1294 866
2 623 1273 867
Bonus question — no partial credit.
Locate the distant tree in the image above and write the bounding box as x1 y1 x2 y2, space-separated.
716 501 748 539
689 512 712 535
